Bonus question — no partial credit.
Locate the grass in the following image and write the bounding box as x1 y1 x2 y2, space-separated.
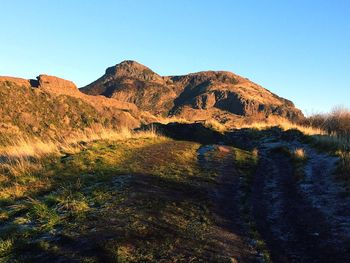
0 80 142 144
155 116 229 133
0 129 223 262
293 148 307 160
238 118 325 136
0 126 159 199
291 148 308 181
2 107 348 261
202 119 228 133
0 238 14 258
303 107 350 182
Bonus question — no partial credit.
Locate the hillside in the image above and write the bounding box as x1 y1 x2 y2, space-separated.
0 75 141 143
1 65 350 262
0 61 305 143
81 60 304 123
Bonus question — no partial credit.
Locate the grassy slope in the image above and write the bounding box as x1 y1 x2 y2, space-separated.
1 137 258 262
0 81 128 144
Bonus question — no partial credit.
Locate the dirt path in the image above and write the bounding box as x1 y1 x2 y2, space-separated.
300 146 350 257
251 141 350 262
198 145 261 263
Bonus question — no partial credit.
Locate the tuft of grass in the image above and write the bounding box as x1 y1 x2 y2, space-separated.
154 116 190 125
0 238 14 257
28 199 61 231
55 190 90 215
203 119 228 133
293 148 307 161
291 147 308 181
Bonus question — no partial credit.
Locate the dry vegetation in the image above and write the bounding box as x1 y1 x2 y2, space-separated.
0 127 226 261
302 107 350 180
237 116 325 136
303 106 350 147
0 126 159 200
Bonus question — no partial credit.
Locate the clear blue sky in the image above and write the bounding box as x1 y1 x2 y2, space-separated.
1 0 349 114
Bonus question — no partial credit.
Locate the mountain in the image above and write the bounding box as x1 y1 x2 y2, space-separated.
81 60 304 123
0 61 304 141
81 61 177 115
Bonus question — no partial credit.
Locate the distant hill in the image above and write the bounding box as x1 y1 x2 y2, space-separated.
81 60 304 123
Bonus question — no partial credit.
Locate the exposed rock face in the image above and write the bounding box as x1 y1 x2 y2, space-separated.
81 61 304 122
37 74 78 95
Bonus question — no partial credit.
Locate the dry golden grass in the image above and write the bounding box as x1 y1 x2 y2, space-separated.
0 125 161 198
237 118 325 136
293 148 307 160
2 137 59 159
202 119 228 133
155 116 191 125
305 106 350 145
0 125 159 160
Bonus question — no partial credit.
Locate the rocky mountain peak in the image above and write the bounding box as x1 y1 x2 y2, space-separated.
81 60 304 122
105 60 162 82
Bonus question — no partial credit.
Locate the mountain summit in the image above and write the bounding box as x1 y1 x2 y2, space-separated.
81 61 304 123
105 60 163 82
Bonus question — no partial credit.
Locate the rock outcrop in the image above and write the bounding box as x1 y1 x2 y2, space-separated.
37 74 78 95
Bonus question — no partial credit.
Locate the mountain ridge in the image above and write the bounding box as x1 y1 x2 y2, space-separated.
81 60 304 123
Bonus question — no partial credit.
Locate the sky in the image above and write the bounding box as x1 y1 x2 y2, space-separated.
1 0 349 114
